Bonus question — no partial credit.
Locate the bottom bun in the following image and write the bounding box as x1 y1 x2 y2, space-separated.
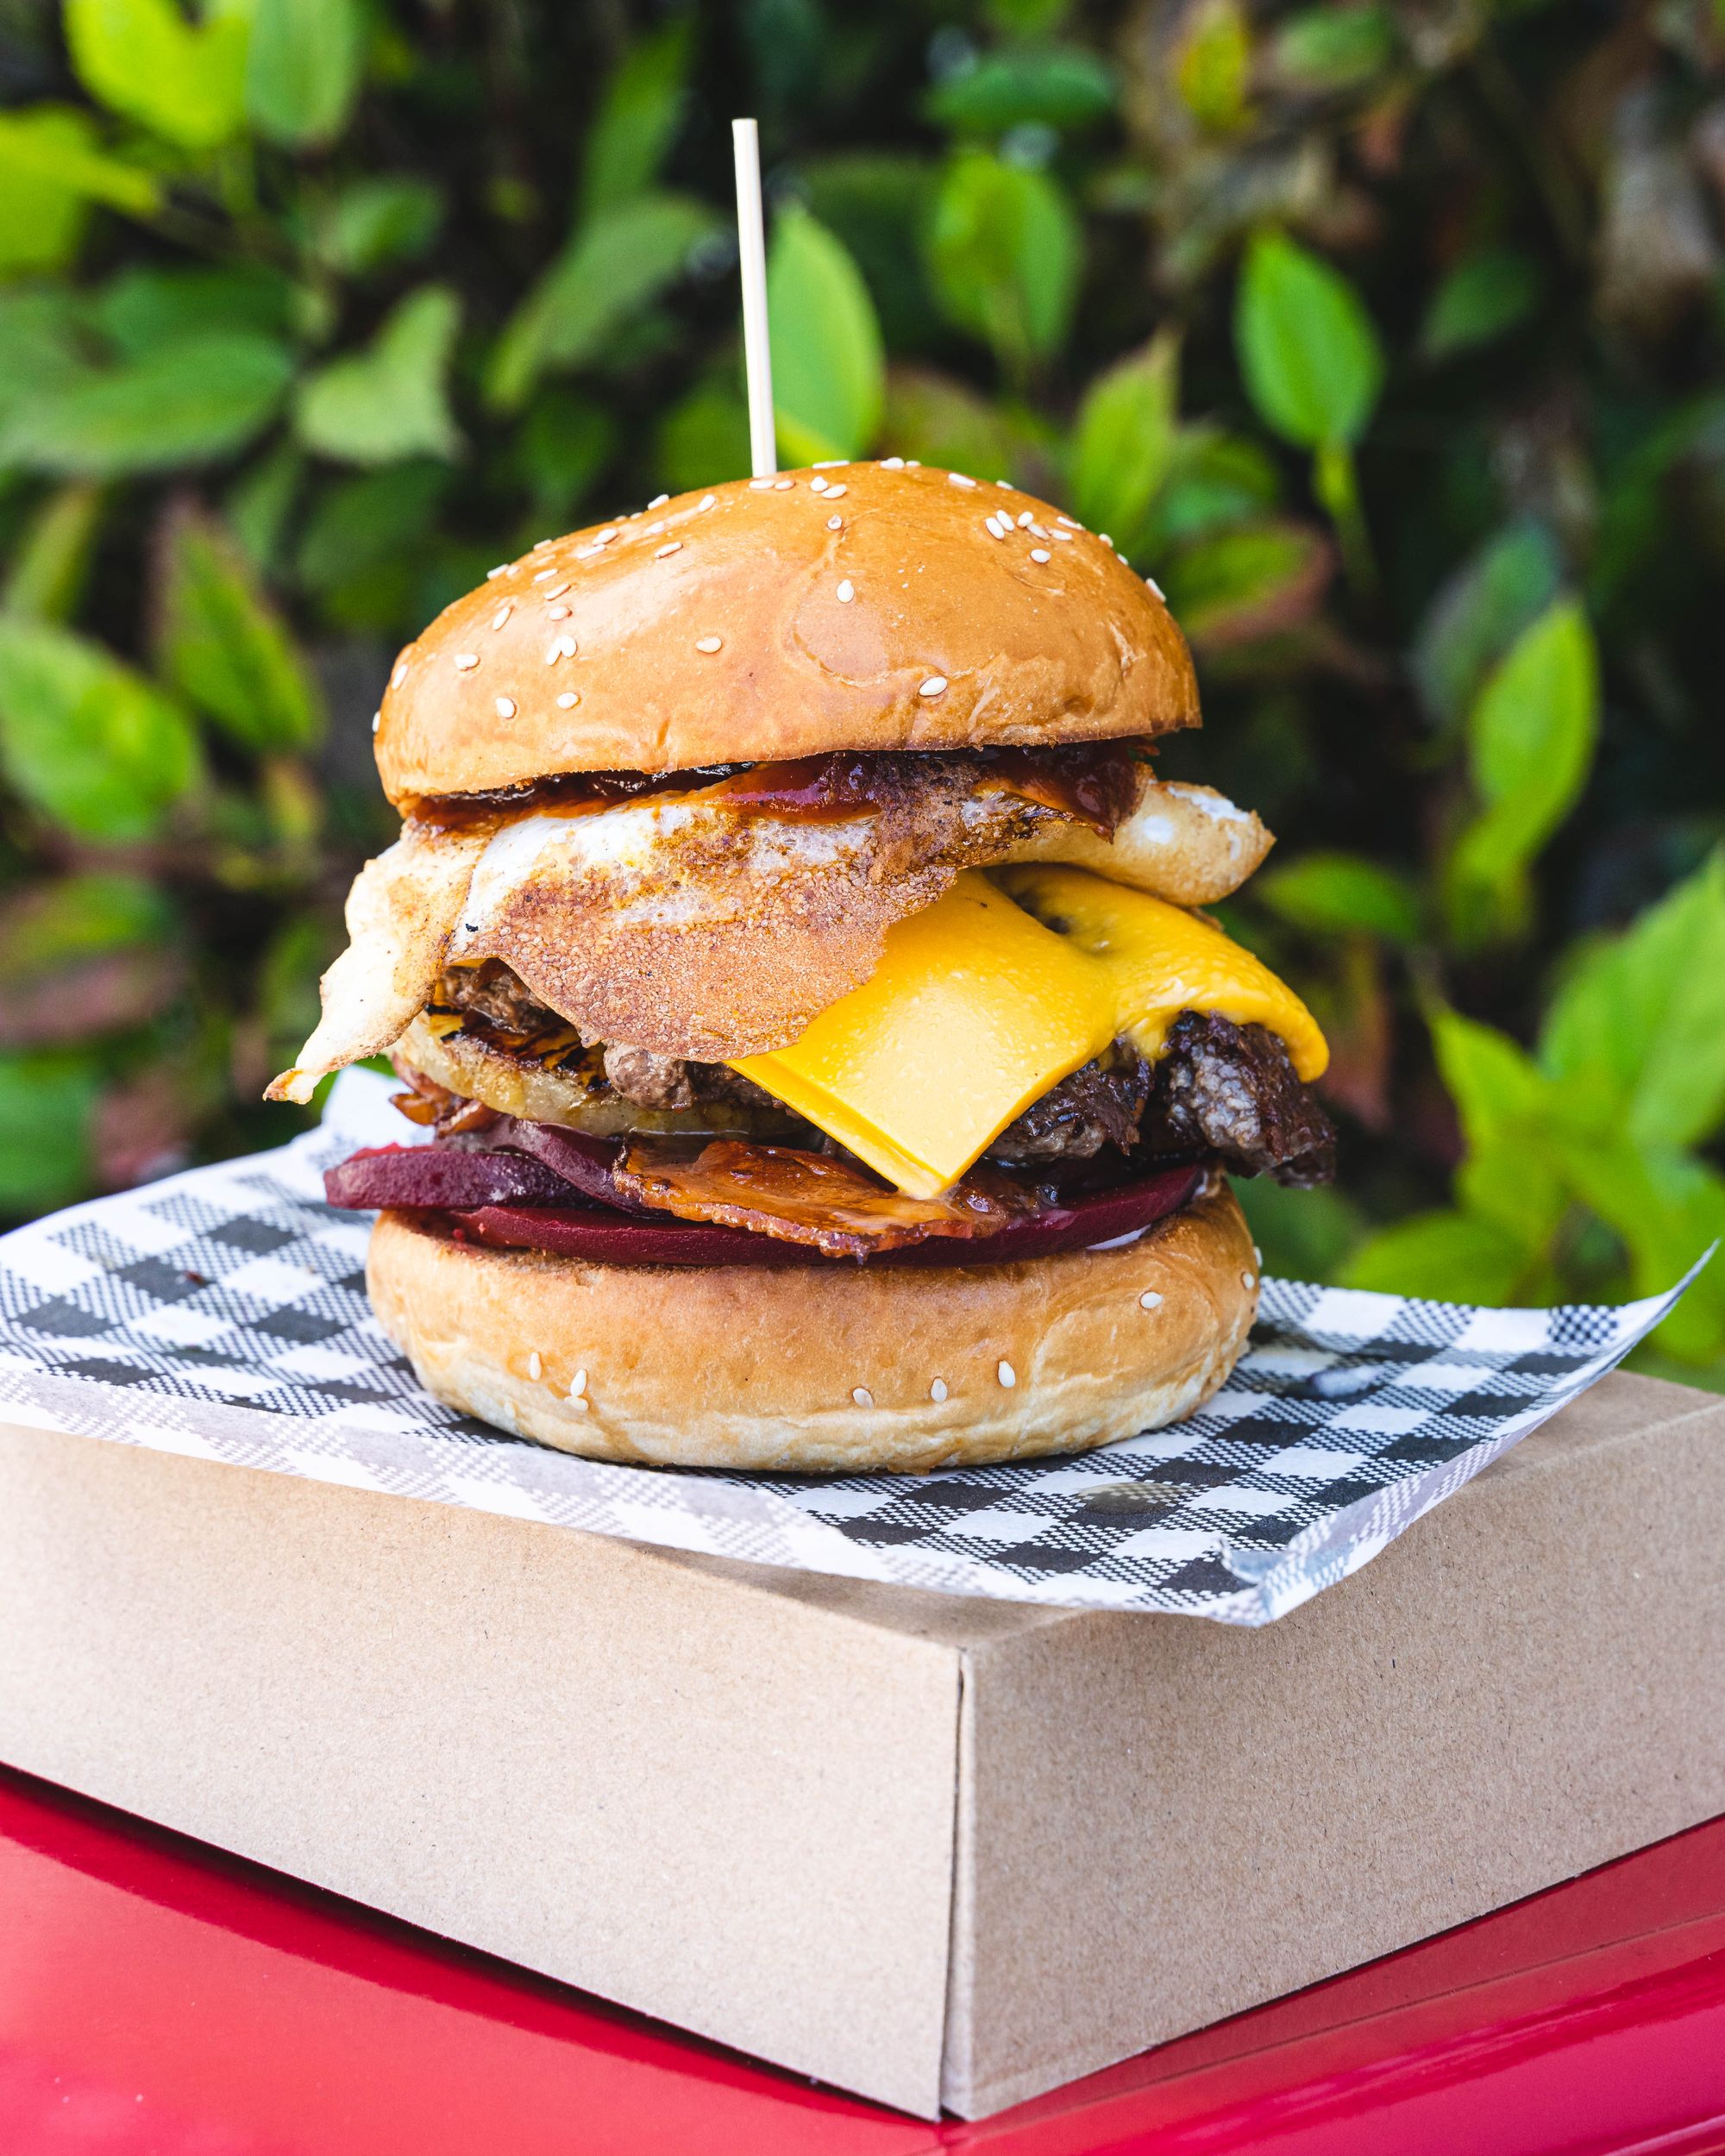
367 1181 1258 1475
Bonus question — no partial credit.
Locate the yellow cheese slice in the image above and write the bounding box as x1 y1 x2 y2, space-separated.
731 873 1117 1199
995 863 1329 1082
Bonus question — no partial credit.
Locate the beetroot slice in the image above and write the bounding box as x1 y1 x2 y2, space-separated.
450 1163 1203 1269
324 1144 585 1213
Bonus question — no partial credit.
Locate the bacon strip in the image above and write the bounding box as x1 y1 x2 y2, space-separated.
612 1138 1040 1258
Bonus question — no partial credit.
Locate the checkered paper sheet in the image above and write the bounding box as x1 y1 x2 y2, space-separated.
0 1070 1702 1624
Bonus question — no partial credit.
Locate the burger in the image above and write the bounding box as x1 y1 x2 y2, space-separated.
273 461 1333 1474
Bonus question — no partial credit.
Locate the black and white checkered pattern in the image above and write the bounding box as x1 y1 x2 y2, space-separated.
0 1073 1699 1623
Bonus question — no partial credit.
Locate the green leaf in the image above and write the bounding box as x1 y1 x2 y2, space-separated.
1256 850 1421 943
881 366 1017 479
295 286 461 465
0 1050 104 1213
225 438 301 573
1420 247 1542 361
768 207 886 465
293 461 450 631
1068 331 1178 557
800 154 942 354
1157 517 1330 649
0 292 85 427
1552 1139 1725 1363
1447 599 1599 945
0 332 294 478
246 0 362 148
487 192 717 412
1411 517 1561 730
4 872 172 975
311 177 443 277
515 389 618 520
1540 850 1725 1150
1234 1175 1362 1284
0 106 158 278
1 480 104 621
1141 426 1280 549
924 43 1117 134
579 21 692 220
1341 1209 1533 1305
154 504 323 752
0 617 201 840
926 149 1081 376
1427 1006 1568 1248
92 263 295 357
1176 0 1253 133
654 373 750 497
1235 229 1383 452
65 0 250 153
1270 5 1393 90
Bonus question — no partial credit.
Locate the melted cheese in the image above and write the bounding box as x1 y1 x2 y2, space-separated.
737 866 1327 1195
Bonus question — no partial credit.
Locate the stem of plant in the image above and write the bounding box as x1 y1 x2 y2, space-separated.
1314 438 1377 599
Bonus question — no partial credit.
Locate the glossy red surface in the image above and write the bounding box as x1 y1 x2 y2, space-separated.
1 1764 1722 2156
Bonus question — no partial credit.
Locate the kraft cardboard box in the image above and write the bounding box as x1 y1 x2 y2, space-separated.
1 1369 1722 2120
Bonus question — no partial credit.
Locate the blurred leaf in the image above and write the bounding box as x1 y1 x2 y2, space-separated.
925 43 1116 134
1 480 104 621
1256 850 1421 943
799 154 941 354
5 872 171 972
1429 1006 1568 1246
882 365 1015 478
927 149 1081 376
655 373 750 496
1269 5 1393 91
1539 850 1725 1150
985 0 1071 30
0 292 85 428
65 0 250 152
295 286 461 465
1420 248 1542 361
0 1050 103 1213
1068 330 1177 557
1447 599 1599 945
224 438 301 573
294 460 449 630
1176 0 1253 134
1554 1139 1725 1361
768 207 885 465
0 617 201 840
246 0 362 149
1141 427 1280 549
1341 1209 1532 1304
1236 229 1383 452
1234 1175 1362 1282
516 389 618 519
579 21 692 220
0 873 179 1047
92 264 295 357
488 192 717 412
155 502 324 752
311 176 443 277
1158 517 1331 649
0 106 156 278
1411 517 1561 731
0 333 293 478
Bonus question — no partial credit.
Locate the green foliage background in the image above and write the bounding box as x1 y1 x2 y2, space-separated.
2 0 1724 1380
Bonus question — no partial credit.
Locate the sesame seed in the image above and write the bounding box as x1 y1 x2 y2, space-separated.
985 515 1007 538
656 542 682 558
995 479 1014 489
492 605 512 629
532 537 555 550
570 1368 586 1395
881 455 905 468
595 527 618 543
452 652 480 670
545 636 576 662
1146 575 1166 599
1052 528 1074 541
555 691 579 708
997 1360 1017 1388
1030 548 1051 563
773 478 794 490
571 1395 591 1412
1242 1270 1258 1291
697 495 715 511
541 582 570 600
852 1386 874 1408
821 483 847 498
948 471 976 487
527 1351 543 1381
827 515 844 530
548 604 569 619
573 545 599 559
1099 533 1113 547
930 1377 948 1403
495 696 517 718
392 663 408 687
750 478 774 490
533 567 558 582
919 674 947 697
810 476 829 493
486 564 509 579
370 711 380 733
695 635 723 653
1253 1245 1264 1264
837 580 855 603
648 493 669 509
813 460 845 468
643 520 666 536
1057 513 1080 526
1139 1290 1164 1311
1017 511 1034 528
906 459 921 467
1026 519 1050 538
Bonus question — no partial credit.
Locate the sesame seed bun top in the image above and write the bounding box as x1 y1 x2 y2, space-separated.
373 461 1199 808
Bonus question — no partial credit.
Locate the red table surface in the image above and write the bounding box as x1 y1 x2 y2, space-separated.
0 1767 1722 2156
